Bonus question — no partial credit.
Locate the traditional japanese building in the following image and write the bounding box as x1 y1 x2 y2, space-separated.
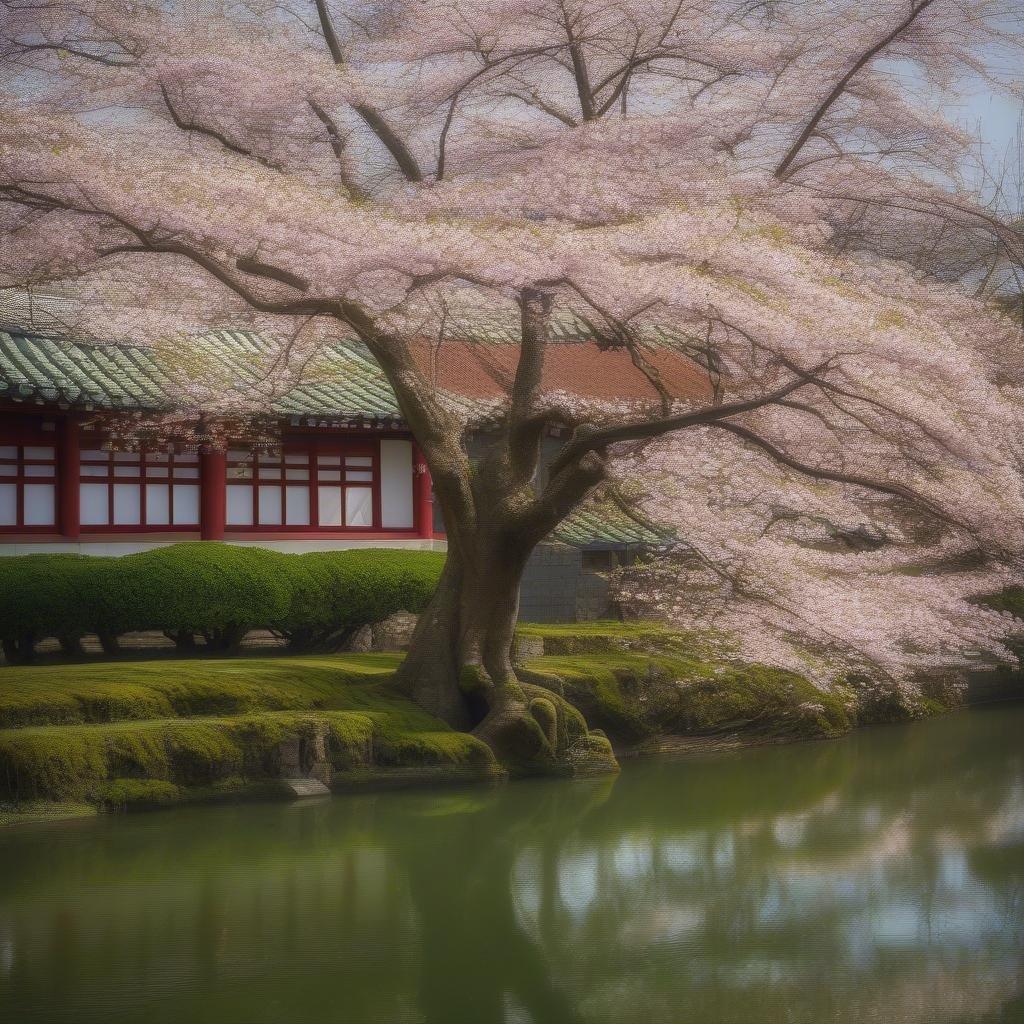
0 300 688 618
0 329 439 548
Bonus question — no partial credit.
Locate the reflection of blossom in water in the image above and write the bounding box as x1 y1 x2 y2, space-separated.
659 839 702 875
984 783 1024 844
511 847 542 920
2 710 1023 1024
618 905 706 947
938 848 970 889
778 817 912 879
712 833 735 871
719 956 790 987
772 815 808 849
613 836 654 881
866 903 927 946
861 805 884 830
558 850 599 919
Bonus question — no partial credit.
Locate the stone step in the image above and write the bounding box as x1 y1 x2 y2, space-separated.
281 778 331 799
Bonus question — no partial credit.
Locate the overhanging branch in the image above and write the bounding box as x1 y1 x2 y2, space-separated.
712 420 961 527
548 362 832 477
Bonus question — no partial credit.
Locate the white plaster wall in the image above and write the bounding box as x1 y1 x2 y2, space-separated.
379 439 414 529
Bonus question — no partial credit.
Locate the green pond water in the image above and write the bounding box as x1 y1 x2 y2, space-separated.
1 706 1022 1024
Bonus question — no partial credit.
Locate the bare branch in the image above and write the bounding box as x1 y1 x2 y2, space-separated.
158 83 281 171
775 0 938 179
307 98 367 200
310 0 424 182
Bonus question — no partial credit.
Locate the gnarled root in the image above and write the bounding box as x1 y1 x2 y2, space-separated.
466 672 618 778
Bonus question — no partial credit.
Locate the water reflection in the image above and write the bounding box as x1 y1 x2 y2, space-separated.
0 706 1022 1024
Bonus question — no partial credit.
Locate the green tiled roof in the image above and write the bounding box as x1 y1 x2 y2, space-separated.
0 326 665 549
553 501 668 547
0 329 405 420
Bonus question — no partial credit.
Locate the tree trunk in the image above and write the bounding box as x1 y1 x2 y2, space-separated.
2 632 36 665
393 551 471 727
394 538 529 729
166 629 197 652
58 633 85 658
97 630 121 655
393 526 617 777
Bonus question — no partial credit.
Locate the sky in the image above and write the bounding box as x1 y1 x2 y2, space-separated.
962 81 1022 209
970 91 1021 152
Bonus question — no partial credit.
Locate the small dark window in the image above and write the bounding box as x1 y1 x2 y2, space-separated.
582 549 620 573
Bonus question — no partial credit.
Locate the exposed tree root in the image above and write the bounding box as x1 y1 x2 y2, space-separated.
465 673 618 778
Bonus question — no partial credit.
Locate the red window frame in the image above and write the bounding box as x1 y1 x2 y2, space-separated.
226 438 390 532
0 442 58 532
78 445 202 532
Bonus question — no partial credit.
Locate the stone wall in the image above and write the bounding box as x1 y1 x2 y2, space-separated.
519 542 613 622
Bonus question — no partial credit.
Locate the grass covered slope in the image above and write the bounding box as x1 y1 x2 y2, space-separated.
2 620 952 820
0 654 403 728
518 621 855 746
0 654 497 813
1 709 494 805
516 621 968 748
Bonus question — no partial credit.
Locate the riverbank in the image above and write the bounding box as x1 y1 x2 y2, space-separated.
2 621 1021 825
4 704 1023 1024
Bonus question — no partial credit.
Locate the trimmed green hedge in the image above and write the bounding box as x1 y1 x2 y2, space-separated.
279 549 443 649
0 544 444 662
0 554 118 662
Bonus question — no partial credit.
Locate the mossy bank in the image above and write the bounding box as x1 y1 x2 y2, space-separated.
516 621 977 754
0 621 998 824
0 654 501 823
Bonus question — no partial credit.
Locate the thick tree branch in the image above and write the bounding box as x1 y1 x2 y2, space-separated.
159 83 280 171
560 2 596 121
548 365 831 477
9 40 135 67
235 255 310 293
436 96 458 181
352 104 424 182
97 240 331 317
311 0 346 62
506 287 551 483
524 450 608 546
310 0 424 182
501 90 579 127
308 98 367 200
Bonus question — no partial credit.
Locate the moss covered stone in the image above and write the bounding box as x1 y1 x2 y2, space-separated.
527 651 854 746
99 778 182 810
0 708 497 806
666 666 853 740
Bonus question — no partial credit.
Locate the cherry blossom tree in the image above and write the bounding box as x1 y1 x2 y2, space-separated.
1 0 1023 765
607 427 1024 689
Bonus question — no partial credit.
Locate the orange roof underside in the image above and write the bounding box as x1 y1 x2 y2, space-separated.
410 340 713 403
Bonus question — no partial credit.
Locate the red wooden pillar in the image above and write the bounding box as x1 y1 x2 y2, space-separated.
200 449 226 540
414 446 434 540
58 414 80 539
